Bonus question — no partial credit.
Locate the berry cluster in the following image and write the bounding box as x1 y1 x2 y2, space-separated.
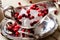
6 21 34 37
6 22 20 37
13 4 48 27
6 3 49 37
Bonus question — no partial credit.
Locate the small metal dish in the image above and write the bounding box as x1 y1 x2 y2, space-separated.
34 14 58 38
1 1 58 40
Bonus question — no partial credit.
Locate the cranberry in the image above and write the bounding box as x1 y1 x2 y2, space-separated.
18 2 21 5
43 9 48 15
36 8 39 10
13 22 17 26
22 29 25 32
22 33 25 37
22 14 26 17
26 9 30 14
28 29 30 33
37 9 41 12
30 20 38 26
30 4 36 9
15 12 19 15
13 28 19 32
14 12 19 17
29 16 34 20
13 25 20 32
18 15 22 19
54 10 58 15
15 32 20 37
28 14 31 17
30 23 34 26
7 26 12 30
38 12 42 16
17 20 22 25
33 20 38 24
14 25 20 29
25 15 28 18
44 8 48 12
29 0 32 3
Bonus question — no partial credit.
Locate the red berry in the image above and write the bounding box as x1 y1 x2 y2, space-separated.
26 9 30 14
30 20 39 26
22 33 25 37
18 2 21 5
14 25 20 29
22 14 26 17
22 29 25 32
37 9 41 12
13 28 19 32
13 22 17 26
29 0 32 3
7 26 12 30
18 15 22 19
30 4 36 9
54 10 58 15
38 13 44 17
25 15 28 18
30 23 34 26
29 16 34 20
36 8 39 10
44 9 48 14
38 12 41 16
14 12 19 17
15 32 20 37
15 12 19 15
28 14 31 17
13 25 20 32
28 30 30 33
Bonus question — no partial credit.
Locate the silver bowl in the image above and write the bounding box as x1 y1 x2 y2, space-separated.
1 1 58 40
